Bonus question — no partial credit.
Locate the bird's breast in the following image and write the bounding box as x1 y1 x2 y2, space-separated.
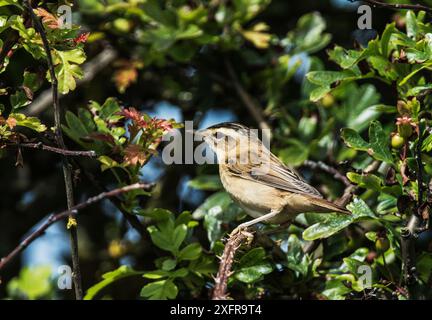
219 167 289 221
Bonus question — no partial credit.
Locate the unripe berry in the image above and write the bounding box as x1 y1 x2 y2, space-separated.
375 238 390 253
321 94 335 108
391 133 405 149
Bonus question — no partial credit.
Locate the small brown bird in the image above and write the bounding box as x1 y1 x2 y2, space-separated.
197 122 349 234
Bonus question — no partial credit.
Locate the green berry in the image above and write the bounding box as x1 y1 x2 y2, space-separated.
375 238 390 253
113 18 131 33
321 94 334 108
391 134 405 149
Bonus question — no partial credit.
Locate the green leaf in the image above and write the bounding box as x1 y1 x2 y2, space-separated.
97 155 120 171
234 263 273 283
286 234 310 276
306 70 363 101
285 12 331 54
10 113 46 132
369 56 398 81
189 255 216 276
65 110 89 138
147 220 187 255
50 49 86 94
422 132 432 152
100 97 121 120
278 139 309 166
303 198 375 240
140 279 178 300
177 243 202 261
7 266 52 300
138 208 173 221
238 247 266 268
340 128 369 149
162 259 177 271
0 0 22 8
346 172 382 192
368 121 393 163
341 121 393 164
84 266 142 300
193 191 243 246
322 279 352 300
235 247 273 283
172 224 187 252
10 71 42 110
381 23 396 57
328 45 367 69
406 11 418 39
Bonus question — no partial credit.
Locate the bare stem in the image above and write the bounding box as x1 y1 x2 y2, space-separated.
0 183 150 272
10 142 96 157
24 1 82 299
349 0 432 14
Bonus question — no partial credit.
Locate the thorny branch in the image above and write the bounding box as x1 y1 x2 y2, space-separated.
24 0 82 299
212 231 250 300
349 0 432 14
0 183 151 273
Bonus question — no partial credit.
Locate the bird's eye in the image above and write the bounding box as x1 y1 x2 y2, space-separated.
214 132 226 140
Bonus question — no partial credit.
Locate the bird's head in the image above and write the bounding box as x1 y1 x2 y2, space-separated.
196 122 264 163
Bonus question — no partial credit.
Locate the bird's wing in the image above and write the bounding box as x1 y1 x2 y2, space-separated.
225 152 323 198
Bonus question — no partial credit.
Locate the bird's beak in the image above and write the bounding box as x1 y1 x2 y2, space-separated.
193 128 208 137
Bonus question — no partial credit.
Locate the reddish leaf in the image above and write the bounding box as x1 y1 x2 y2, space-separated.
34 8 59 29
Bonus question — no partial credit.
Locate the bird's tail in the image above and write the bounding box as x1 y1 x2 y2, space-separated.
307 196 350 215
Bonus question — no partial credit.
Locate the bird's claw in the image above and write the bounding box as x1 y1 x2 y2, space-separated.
229 226 255 245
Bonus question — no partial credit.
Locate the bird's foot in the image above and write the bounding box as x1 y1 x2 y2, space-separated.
229 225 255 244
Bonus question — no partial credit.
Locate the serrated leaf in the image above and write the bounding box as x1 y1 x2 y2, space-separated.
341 121 393 164
49 49 86 94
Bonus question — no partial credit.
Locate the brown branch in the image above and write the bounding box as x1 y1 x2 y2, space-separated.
401 128 427 297
224 58 272 141
349 0 432 14
212 231 249 300
0 183 150 273
303 160 351 187
75 162 149 237
24 1 82 299
9 142 96 157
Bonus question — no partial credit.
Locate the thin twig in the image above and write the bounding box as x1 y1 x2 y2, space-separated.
75 161 149 237
349 0 432 14
24 1 82 299
0 183 150 272
9 142 96 157
212 232 249 300
224 58 272 141
303 160 351 187
303 160 355 206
